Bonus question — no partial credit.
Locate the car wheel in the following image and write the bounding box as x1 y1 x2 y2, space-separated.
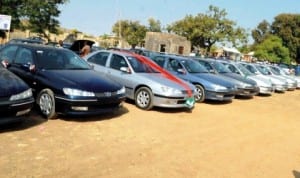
135 87 153 110
194 84 205 102
37 89 57 119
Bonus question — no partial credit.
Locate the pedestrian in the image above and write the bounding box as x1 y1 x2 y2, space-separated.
57 40 64 48
80 41 91 57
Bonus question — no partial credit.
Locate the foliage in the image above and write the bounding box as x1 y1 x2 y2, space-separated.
251 20 271 44
0 0 68 40
254 35 290 63
271 14 300 62
166 5 248 52
112 20 147 48
148 18 162 32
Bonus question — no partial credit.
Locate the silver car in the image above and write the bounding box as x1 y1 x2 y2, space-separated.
84 50 196 110
269 65 300 89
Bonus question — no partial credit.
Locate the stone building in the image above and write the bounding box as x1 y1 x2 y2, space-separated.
145 32 191 56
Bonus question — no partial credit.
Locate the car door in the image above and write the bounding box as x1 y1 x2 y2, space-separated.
86 51 110 75
106 54 137 98
8 47 36 88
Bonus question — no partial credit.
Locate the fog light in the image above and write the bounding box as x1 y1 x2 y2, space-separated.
71 106 88 111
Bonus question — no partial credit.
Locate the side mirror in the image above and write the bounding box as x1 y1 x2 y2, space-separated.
120 67 131 73
177 68 186 74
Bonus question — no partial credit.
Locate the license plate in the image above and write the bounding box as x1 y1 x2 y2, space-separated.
185 97 195 108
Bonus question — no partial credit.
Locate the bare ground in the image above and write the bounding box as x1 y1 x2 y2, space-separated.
1 90 300 178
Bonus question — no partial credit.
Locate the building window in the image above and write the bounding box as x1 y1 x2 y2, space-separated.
160 44 166 53
178 46 184 55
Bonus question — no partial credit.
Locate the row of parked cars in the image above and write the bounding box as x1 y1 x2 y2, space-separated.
0 41 299 124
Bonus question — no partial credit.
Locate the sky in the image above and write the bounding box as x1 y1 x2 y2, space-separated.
58 0 300 37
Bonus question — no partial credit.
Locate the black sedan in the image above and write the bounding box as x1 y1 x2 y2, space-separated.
0 43 126 119
0 62 34 124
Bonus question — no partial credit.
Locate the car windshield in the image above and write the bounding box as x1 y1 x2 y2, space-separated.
127 56 159 73
181 59 209 73
256 65 270 75
269 67 280 75
211 61 231 73
236 63 253 76
37 49 90 70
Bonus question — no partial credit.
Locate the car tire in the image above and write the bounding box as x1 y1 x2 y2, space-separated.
194 84 205 102
37 89 57 119
135 87 153 110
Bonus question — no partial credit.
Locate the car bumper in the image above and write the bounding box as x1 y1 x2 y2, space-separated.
236 87 259 96
152 94 195 109
258 86 274 94
273 84 288 92
205 90 236 101
286 82 297 90
0 97 34 124
55 94 126 116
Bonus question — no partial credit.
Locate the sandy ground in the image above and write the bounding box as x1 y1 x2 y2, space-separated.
1 90 300 178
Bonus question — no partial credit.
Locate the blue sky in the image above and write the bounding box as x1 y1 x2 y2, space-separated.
58 0 299 37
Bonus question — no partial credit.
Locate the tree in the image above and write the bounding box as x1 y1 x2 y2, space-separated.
254 35 290 63
271 14 300 63
0 0 68 40
167 5 248 52
112 20 147 48
251 20 271 44
148 18 162 32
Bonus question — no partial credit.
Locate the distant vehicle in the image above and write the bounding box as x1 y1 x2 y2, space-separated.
0 43 126 119
241 62 288 92
151 55 238 102
264 65 297 90
0 62 34 124
216 60 274 95
7 38 44 45
269 65 300 89
196 58 259 97
84 50 196 110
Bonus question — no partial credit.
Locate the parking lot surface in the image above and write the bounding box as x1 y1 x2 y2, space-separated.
1 91 300 178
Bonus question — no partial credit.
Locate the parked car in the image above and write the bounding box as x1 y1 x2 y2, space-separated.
151 55 237 102
0 62 34 124
241 63 288 92
7 38 44 45
84 50 196 110
196 58 259 97
265 65 297 90
0 43 126 119
269 65 300 89
216 60 274 95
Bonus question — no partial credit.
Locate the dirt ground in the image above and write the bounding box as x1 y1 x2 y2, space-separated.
1 90 300 178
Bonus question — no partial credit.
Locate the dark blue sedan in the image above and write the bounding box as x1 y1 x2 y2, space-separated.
0 43 126 119
0 62 34 124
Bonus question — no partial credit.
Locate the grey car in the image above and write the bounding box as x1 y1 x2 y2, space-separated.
84 50 196 110
151 55 238 102
196 58 259 97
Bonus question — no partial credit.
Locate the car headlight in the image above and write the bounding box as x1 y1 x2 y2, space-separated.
117 86 125 94
212 84 227 90
9 88 32 101
63 88 95 97
161 86 182 95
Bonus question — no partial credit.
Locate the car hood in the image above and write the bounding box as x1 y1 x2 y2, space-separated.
222 73 257 86
138 73 195 91
39 70 123 92
192 73 236 87
0 69 29 97
247 75 272 87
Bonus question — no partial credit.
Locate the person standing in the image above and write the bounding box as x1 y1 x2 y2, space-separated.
80 41 91 57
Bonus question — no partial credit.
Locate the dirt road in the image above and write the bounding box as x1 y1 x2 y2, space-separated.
1 90 300 178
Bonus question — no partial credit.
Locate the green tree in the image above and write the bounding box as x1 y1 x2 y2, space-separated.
112 20 147 48
167 5 248 52
251 20 271 44
271 14 300 63
0 0 68 40
148 18 162 32
254 35 290 63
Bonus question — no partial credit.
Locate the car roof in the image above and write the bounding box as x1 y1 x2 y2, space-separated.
5 42 70 52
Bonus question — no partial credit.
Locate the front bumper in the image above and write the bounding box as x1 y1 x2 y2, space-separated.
152 92 195 109
205 90 236 101
55 94 126 116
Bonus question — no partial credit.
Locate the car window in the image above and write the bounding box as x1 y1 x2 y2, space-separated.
0 45 18 63
151 56 165 67
109 54 128 70
87 52 109 66
15 48 33 64
168 58 183 71
180 59 208 73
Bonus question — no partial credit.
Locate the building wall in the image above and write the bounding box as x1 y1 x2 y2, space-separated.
145 32 191 55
